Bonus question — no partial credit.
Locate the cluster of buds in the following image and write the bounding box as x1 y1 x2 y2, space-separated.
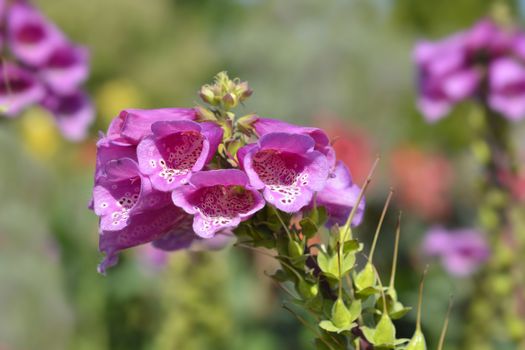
91 73 449 349
199 71 253 110
414 19 525 122
0 0 93 141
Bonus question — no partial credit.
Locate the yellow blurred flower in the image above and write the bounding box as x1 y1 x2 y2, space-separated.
96 79 144 126
20 108 61 159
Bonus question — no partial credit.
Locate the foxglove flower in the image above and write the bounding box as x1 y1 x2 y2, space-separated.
250 117 336 167
314 161 364 227
488 58 525 121
240 132 329 213
108 108 197 144
40 43 89 94
0 62 45 117
171 169 265 238
41 91 94 141
7 2 64 67
414 35 480 121
137 120 223 191
422 227 490 277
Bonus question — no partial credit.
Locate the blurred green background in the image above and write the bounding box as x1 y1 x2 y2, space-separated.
1 0 525 349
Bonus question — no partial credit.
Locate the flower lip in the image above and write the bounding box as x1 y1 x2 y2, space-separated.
172 169 265 238
137 120 222 192
241 132 329 213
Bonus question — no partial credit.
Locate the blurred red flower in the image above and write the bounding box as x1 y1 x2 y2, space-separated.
390 146 454 220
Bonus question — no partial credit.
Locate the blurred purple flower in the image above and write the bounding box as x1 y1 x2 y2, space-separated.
41 91 94 141
488 58 525 121
171 169 265 238
7 2 64 67
240 132 329 213
40 44 89 94
413 18 525 121
422 226 490 277
0 61 44 116
137 120 222 191
414 34 481 121
314 161 365 227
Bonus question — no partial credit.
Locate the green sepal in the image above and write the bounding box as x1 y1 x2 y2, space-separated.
354 263 377 291
319 320 356 334
361 314 396 348
343 239 361 253
374 314 396 346
405 329 426 350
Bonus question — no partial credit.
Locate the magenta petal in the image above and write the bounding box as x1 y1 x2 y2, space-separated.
94 136 137 180
172 170 265 238
98 205 189 273
0 62 45 117
244 136 329 213
237 143 257 170
42 91 94 141
41 44 89 94
488 58 525 121
259 132 315 154
189 169 250 188
137 120 220 192
7 2 65 67
316 161 364 227
199 121 223 163
417 96 452 123
152 214 195 251
442 68 480 101
117 108 197 144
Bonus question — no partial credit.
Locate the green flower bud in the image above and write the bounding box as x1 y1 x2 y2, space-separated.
297 279 319 300
199 85 217 105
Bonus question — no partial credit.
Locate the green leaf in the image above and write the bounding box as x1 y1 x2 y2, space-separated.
299 218 318 239
374 314 396 346
268 269 289 283
405 329 426 350
354 263 376 291
288 240 304 267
